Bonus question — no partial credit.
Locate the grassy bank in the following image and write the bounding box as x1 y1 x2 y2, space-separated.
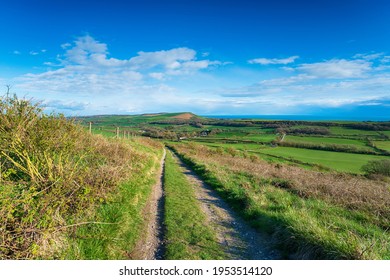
163 149 225 260
169 143 390 259
64 138 163 259
0 95 161 259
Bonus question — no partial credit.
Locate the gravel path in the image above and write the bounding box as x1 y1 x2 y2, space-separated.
171 151 280 260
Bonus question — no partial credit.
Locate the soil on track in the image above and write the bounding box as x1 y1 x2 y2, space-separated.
170 151 280 260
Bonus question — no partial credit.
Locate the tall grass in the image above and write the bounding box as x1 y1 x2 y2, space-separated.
64 138 163 259
0 95 153 259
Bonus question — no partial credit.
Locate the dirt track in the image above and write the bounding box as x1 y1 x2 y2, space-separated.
171 151 280 260
137 148 166 260
137 148 279 260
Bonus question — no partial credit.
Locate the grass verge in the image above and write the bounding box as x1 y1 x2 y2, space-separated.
63 138 163 259
0 94 164 259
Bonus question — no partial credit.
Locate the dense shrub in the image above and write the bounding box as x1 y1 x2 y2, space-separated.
362 159 390 177
277 126 331 135
345 123 390 131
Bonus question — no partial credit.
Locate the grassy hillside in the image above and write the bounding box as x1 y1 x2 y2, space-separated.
64 138 163 259
76 112 201 127
0 96 162 259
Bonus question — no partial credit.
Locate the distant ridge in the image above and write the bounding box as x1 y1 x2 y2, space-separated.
141 113 164 117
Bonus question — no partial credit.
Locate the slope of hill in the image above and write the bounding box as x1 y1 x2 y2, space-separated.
0 96 163 259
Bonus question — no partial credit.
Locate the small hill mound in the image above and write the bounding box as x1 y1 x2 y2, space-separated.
171 113 196 120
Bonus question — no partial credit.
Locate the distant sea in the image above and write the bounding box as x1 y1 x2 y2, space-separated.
202 115 390 121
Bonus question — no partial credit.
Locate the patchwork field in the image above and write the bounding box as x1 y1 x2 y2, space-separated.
77 114 390 174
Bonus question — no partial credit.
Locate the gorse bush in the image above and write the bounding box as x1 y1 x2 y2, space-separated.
362 159 390 177
0 95 138 259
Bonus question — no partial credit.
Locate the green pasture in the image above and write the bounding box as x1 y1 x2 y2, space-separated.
382 131 390 137
204 134 276 143
329 126 380 136
374 141 390 152
284 135 371 148
259 147 388 173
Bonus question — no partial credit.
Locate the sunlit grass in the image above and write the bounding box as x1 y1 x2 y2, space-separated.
164 150 225 260
170 143 390 259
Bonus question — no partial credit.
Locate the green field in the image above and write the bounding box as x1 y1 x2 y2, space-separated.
194 141 387 173
258 147 387 173
193 141 265 151
374 141 390 152
204 135 276 143
329 126 381 136
382 131 390 137
285 135 369 147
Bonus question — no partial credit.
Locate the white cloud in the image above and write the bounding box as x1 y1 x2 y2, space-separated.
353 52 384 61
129 48 196 69
215 72 390 111
13 50 21 55
54 36 222 75
258 74 316 86
12 35 225 115
248 55 299 65
149 72 165 80
61 43 71 49
9 40 390 116
29 49 47 56
43 100 88 111
297 59 372 78
381 56 390 63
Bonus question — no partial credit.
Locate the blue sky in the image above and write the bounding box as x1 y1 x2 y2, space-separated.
1 0 390 119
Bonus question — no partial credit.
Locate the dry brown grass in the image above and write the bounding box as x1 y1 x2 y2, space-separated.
171 113 195 120
174 143 390 218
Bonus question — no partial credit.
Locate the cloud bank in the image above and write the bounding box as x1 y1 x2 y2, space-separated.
5 35 390 117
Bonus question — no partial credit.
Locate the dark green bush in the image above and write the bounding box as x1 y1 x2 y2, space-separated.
362 159 390 177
